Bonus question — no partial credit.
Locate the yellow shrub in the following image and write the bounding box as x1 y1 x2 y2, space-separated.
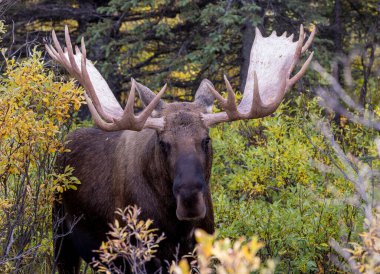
170 229 275 274
93 206 274 274
0 50 83 272
347 207 380 273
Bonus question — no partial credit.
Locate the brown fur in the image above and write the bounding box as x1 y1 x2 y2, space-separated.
54 101 215 273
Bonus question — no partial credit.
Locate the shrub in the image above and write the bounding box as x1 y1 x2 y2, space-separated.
0 49 83 272
171 229 275 274
322 125 380 273
92 206 165 274
210 95 378 272
344 206 380 273
92 205 275 274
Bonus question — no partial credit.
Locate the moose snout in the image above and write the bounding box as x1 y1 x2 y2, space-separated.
175 191 206 221
173 178 206 221
173 154 207 221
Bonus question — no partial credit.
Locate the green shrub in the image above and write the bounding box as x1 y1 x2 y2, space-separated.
210 95 377 272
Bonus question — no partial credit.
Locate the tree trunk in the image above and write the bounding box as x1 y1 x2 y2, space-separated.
240 19 255 92
331 0 344 125
240 1 265 92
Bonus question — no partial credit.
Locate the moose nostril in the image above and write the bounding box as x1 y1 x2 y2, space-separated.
173 183 180 196
194 182 204 192
173 179 205 197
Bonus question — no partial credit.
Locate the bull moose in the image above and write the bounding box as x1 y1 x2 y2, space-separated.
46 24 315 273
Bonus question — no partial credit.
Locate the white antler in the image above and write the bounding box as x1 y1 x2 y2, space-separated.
203 25 316 127
46 25 167 131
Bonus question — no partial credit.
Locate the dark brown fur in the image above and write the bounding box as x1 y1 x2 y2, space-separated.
54 102 215 273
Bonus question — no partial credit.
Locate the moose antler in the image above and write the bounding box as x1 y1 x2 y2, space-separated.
46 26 167 131
202 25 316 127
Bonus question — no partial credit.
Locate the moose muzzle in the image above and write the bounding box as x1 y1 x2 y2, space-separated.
173 154 207 221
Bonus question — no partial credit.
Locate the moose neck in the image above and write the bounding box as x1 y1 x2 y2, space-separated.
116 129 176 217
143 130 174 201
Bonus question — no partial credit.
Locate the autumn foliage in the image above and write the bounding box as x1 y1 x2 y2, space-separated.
0 47 83 272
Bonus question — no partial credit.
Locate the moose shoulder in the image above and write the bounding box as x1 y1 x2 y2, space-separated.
47 25 315 273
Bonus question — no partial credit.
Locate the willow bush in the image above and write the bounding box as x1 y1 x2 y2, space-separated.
210 95 379 272
92 206 275 274
0 50 83 273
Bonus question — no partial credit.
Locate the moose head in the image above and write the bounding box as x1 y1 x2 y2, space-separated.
47 25 315 272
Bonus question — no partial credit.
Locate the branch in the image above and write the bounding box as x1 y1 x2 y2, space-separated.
312 61 380 131
4 3 108 24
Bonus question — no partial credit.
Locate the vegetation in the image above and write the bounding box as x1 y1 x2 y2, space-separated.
0 0 379 273
211 97 379 272
172 229 275 274
92 206 166 274
0 48 83 272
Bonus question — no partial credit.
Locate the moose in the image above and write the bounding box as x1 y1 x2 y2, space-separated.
46 24 315 273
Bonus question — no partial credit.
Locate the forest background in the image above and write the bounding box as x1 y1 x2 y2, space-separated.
0 0 379 273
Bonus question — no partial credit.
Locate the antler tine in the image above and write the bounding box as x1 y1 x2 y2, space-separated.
110 79 137 130
286 24 315 89
45 44 58 61
302 26 316 53
223 75 240 120
288 25 305 79
247 71 263 117
45 34 62 61
125 78 137 114
205 76 240 120
84 93 117 131
206 83 227 107
74 45 80 54
79 36 114 123
110 80 168 131
64 25 81 77
224 75 237 108
136 83 167 123
287 51 314 88
51 29 71 71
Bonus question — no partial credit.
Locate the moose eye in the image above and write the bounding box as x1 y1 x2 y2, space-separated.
159 140 171 154
201 137 211 152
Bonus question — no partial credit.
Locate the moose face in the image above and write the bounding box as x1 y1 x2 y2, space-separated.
158 102 212 221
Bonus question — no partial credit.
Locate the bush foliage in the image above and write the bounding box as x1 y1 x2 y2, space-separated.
92 206 166 274
0 49 83 272
210 96 379 272
92 206 275 274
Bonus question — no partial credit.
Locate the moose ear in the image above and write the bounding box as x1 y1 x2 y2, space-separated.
194 79 215 113
135 80 166 112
